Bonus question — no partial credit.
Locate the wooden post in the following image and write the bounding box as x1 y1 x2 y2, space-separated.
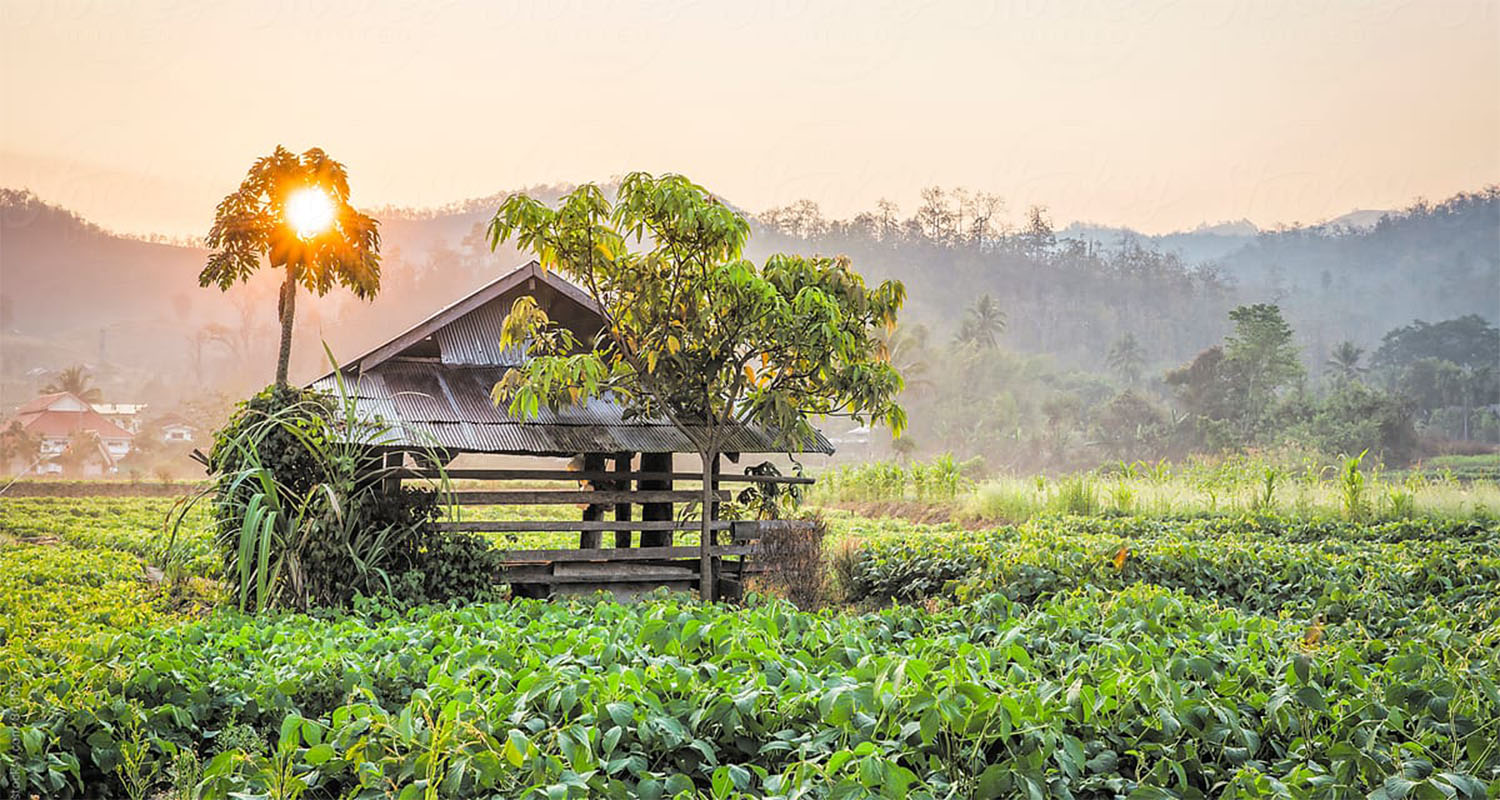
639 452 673 548
613 453 633 548
580 453 606 549
381 451 404 494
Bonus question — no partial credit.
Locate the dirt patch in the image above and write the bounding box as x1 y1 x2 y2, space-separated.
2 481 205 498
823 500 956 526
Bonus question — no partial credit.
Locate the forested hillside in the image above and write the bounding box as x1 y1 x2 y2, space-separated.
3 184 1496 467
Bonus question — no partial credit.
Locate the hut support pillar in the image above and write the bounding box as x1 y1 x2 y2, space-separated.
613 453 633 548
639 452 673 548
579 453 607 549
381 451 404 495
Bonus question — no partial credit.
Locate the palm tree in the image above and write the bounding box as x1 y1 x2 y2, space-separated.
0 420 41 473
879 324 933 392
1326 341 1365 383
200 146 382 387
42 365 102 403
1106 333 1146 386
956 294 1006 348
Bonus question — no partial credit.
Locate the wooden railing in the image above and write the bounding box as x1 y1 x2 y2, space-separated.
396 468 813 485
399 463 813 599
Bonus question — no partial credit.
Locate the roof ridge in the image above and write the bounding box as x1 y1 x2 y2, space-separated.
312 260 601 382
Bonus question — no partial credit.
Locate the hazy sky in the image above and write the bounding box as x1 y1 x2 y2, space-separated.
2 0 1497 237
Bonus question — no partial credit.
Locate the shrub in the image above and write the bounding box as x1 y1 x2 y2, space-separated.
393 532 507 605
753 517 828 608
190 382 448 611
826 535 865 603
851 540 979 602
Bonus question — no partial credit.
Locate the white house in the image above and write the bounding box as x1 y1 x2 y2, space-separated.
92 402 149 434
3 392 135 475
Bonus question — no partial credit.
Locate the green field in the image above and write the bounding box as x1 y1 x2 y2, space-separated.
810 454 1500 523
2 495 1498 798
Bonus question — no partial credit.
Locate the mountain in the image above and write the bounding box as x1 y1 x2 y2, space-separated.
1321 208 1389 231
1058 220 1259 265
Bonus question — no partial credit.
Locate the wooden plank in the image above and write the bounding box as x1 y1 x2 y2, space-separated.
436 520 731 533
732 519 823 542
506 568 700 585
399 468 814 485
495 544 760 563
448 489 727 506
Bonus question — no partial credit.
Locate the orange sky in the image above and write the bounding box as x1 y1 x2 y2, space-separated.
2 0 1496 237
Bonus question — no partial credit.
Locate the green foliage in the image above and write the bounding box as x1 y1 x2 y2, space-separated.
730 461 806 520
845 514 1500 636
5 492 1500 798
0 496 218 577
1049 475 1100 516
8 573 1497 798
1373 314 1500 372
392 531 506 606
1289 380 1418 463
823 452 1500 523
486 173 908 452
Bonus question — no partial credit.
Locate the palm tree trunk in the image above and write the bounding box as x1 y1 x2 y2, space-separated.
275 267 297 387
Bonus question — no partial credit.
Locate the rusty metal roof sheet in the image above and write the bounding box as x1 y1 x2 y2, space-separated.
311 362 831 455
435 305 527 367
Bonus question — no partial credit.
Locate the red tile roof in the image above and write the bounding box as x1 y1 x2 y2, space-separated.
5 392 134 441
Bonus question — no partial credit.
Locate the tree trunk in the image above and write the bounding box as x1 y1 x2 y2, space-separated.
275 267 297 388
699 450 716 601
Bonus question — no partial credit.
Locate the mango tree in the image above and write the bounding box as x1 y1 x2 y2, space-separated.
487 172 906 599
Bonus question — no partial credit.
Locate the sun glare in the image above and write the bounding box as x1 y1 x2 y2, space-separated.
285 187 335 239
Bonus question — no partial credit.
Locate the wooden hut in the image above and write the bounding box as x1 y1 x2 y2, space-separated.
312 261 827 598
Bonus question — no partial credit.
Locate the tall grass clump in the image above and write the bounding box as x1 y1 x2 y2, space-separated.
1049 475 1100 516
961 479 1044 522
812 454 973 505
1340 450 1368 521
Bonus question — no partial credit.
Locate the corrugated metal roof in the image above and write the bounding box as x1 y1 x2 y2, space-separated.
311 360 832 455
435 304 528 367
309 263 834 456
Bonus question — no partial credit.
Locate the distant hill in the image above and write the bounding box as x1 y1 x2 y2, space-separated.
1214 188 1500 353
2 184 1495 410
1059 220 1260 265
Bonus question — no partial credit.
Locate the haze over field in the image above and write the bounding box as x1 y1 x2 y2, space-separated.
2 0 1496 237
2 0 1498 473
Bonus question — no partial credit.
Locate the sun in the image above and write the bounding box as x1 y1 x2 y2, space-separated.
285 187 335 239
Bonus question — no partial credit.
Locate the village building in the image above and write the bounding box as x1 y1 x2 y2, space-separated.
92 402 149 434
152 413 197 444
3 392 135 475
